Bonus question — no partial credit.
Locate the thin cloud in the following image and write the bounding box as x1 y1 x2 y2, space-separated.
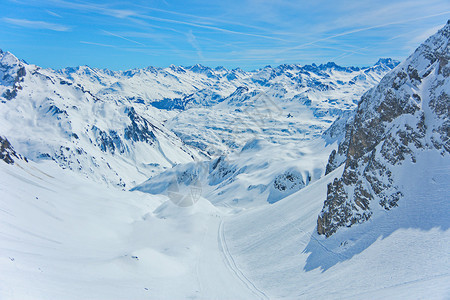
3 17 71 31
408 24 444 45
46 10 62 18
330 52 355 63
48 0 287 42
186 30 204 60
47 0 136 19
312 44 368 55
102 8 137 19
280 10 450 54
80 41 116 48
102 30 146 46
137 14 288 42
132 3 277 34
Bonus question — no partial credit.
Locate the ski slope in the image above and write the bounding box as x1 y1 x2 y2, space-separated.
0 159 255 299
224 151 450 299
1 152 448 299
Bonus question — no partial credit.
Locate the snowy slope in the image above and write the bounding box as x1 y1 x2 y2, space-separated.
224 153 450 299
1 22 448 300
133 138 333 207
1 147 448 299
0 51 203 188
0 158 261 299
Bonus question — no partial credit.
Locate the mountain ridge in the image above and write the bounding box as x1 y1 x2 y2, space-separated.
0 49 399 188
317 20 450 237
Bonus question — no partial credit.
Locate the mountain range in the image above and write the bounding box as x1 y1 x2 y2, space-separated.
0 21 448 300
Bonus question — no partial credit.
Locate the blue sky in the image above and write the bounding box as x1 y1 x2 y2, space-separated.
1 0 449 70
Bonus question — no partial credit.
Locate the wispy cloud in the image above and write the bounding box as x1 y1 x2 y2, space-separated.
102 30 146 46
3 17 70 31
186 30 204 60
136 14 288 42
132 3 277 33
408 24 444 46
80 41 116 48
47 0 286 42
102 8 136 19
281 10 450 54
46 0 136 19
46 10 62 18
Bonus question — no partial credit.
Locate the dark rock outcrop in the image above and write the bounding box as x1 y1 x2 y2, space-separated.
0 136 25 164
124 107 157 144
317 21 450 237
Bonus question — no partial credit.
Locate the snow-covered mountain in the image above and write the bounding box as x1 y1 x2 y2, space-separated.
0 50 204 188
56 59 396 110
129 59 399 205
57 56 398 155
132 138 333 207
157 59 399 154
1 22 449 300
0 49 397 188
316 21 450 237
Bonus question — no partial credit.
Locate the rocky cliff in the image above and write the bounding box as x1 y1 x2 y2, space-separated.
317 21 450 237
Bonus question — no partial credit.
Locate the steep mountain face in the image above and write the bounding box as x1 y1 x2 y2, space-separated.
0 49 26 101
0 135 26 164
0 52 203 188
317 22 450 237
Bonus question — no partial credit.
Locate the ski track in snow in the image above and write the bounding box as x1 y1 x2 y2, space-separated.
218 219 268 300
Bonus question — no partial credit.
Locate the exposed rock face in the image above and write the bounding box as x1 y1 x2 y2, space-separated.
0 136 25 164
273 171 305 192
124 107 157 144
323 111 355 175
92 126 126 154
317 21 450 237
267 170 308 204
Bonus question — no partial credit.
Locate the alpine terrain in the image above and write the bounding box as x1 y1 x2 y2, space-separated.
0 19 449 300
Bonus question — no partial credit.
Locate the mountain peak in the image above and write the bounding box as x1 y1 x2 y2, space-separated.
187 64 211 73
374 58 400 69
0 50 21 66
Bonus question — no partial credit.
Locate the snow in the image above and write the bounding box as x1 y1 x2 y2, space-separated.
0 160 258 299
0 58 203 188
0 39 448 299
133 138 334 207
1 147 448 299
224 151 450 299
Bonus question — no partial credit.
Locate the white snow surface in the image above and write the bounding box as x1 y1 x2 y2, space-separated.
132 138 334 207
0 44 448 299
1 152 448 299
